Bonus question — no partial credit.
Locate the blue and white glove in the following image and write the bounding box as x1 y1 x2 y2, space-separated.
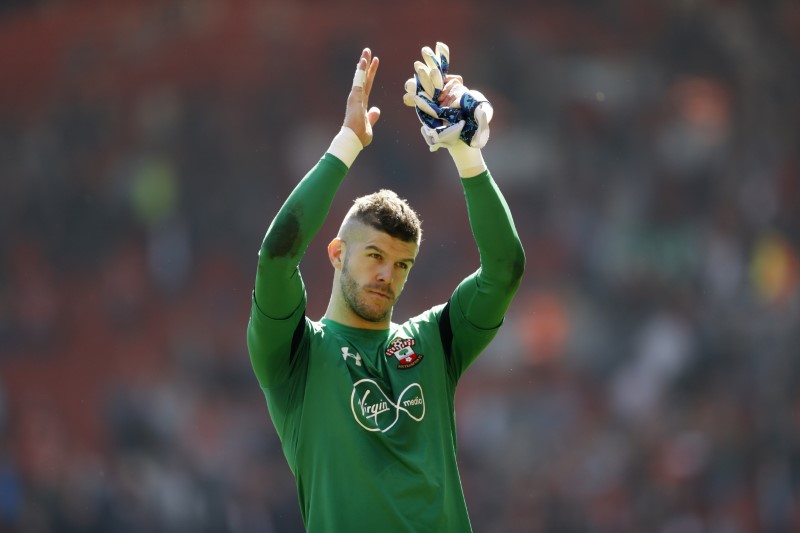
403 42 493 152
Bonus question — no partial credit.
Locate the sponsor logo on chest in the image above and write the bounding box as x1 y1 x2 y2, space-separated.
351 379 425 433
385 337 424 369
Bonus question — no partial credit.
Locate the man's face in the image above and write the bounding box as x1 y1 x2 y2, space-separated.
338 225 418 324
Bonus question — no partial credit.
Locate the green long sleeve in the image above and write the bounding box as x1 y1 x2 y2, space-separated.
248 153 349 388
254 153 347 319
453 171 525 330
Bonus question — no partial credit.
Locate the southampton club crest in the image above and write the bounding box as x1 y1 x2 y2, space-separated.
385 337 424 369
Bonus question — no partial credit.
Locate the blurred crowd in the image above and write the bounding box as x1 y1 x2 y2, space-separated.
1 0 799 531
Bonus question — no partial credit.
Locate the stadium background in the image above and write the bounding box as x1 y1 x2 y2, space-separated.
1 0 799 531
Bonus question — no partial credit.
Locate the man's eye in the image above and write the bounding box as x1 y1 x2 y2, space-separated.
397 263 409 270
369 253 382 259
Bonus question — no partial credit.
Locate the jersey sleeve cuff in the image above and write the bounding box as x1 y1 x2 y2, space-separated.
326 127 363 168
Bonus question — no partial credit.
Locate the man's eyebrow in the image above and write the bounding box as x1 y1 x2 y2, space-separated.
365 244 415 264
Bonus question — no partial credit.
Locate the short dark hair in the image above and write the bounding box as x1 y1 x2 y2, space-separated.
346 189 422 244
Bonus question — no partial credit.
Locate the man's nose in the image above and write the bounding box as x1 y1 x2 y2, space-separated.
375 263 392 283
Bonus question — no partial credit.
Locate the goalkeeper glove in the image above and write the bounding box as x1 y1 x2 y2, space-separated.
403 42 493 151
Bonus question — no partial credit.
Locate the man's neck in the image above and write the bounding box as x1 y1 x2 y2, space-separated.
324 299 391 330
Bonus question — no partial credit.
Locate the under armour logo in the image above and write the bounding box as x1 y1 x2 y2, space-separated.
341 347 362 367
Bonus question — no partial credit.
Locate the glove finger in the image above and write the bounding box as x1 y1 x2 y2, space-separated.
421 46 440 72
436 42 450 74
429 67 444 93
420 125 441 151
414 61 435 97
421 47 444 92
403 78 417 107
476 101 493 123
469 106 491 148
416 107 445 129
413 94 443 119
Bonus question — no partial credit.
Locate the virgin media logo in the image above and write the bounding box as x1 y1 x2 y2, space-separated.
350 379 425 433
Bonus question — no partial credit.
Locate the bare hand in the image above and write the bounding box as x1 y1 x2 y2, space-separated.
438 74 465 107
343 48 380 147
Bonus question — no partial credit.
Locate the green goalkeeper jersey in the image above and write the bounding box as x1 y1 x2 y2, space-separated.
247 153 524 532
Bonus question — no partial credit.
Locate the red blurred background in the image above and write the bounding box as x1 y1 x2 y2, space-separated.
1 0 799 531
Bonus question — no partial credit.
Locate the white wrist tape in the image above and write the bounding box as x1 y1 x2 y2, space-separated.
352 68 366 88
327 127 363 168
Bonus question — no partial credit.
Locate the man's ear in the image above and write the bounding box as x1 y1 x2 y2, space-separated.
328 238 345 269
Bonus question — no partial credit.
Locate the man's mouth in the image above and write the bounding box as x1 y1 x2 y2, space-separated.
367 289 393 300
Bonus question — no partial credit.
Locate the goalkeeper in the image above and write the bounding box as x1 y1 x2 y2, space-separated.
247 45 524 532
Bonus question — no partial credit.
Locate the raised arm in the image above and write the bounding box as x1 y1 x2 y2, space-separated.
248 48 380 387
402 43 525 376
442 143 524 375
454 154 524 327
434 72 524 327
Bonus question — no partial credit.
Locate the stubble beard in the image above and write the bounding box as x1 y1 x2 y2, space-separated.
341 259 393 323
